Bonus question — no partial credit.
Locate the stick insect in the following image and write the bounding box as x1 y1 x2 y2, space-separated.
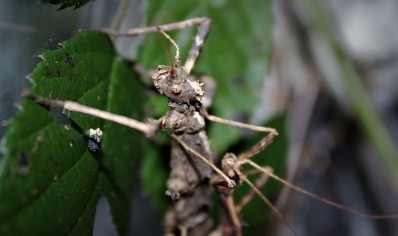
24 17 398 236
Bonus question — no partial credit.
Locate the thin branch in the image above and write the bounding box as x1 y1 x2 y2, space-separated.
101 17 209 37
101 17 211 74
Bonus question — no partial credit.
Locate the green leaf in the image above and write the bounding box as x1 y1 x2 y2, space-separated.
38 0 91 10
0 30 144 235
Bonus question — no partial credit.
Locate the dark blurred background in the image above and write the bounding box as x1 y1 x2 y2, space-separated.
269 1 398 236
1 0 397 236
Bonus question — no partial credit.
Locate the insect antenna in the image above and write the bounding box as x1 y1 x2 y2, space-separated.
240 159 398 219
235 168 271 212
157 26 181 68
238 173 298 236
155 29 175 73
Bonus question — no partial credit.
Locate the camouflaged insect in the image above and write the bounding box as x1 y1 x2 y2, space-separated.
151 47 213 235
152 64 204 106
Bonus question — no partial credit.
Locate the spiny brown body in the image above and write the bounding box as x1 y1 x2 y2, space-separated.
153 62 213 235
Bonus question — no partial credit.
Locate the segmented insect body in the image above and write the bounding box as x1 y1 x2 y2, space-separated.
152 63 214 235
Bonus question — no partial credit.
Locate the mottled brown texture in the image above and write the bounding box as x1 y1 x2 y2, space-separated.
164 131 213 235
160 106 205 133
152 36 214 235
161 105 214 235
152 65 204 105
167 131 212 197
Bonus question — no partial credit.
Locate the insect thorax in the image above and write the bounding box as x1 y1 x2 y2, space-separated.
160 105 205 133
153 64 206 133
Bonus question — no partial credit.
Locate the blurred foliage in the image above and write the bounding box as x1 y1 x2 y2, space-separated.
303 0 398 188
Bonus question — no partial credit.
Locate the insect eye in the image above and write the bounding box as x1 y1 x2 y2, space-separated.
171 85 182 95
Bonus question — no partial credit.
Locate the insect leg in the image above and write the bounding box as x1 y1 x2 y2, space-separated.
22 91 158 136
235 167 272 212
170 133 236 188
